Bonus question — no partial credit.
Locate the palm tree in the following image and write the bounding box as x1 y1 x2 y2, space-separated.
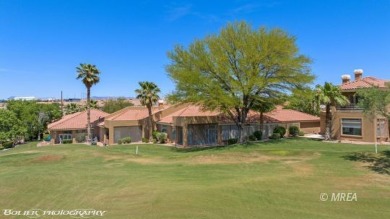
76 63 101 143
135 82 160 140
318 82 349 140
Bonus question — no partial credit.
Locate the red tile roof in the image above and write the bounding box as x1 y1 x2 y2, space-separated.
340 77 389 90
105 105 170 121
264 107 319 123
48 109 109 130
159 105 220 124
158 104 318 124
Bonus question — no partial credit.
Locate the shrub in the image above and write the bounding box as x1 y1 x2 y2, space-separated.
288 126 300 137
62 139 72 144
142 137 149 143
298 130 305 136
120 137 132 144
152 131 160 140
118 139 122 145
75 133 87 143
227 138 238 145
157 132 167 144
0 144 3 150
91 141 97 146
248 135 257 141
253 131 262 140
273 126 286 138
270 133 281 140
2 141 14 148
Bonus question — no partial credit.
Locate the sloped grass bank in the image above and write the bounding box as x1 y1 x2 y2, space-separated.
0 139 389 218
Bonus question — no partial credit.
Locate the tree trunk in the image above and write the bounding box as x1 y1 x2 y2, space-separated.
147 105 153 140
238 108 248 144
325 104 331 140
260 111 264 140
87 87 91 144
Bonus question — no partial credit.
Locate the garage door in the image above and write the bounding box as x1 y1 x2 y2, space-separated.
114 126 142 143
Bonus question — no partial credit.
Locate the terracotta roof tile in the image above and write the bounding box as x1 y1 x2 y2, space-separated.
48 109 109 130
341 77 389 90
159 105 220 124
264 108 319 123
105 105 170 121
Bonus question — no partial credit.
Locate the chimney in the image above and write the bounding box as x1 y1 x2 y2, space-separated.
341 74 351 84
158 99 164 109
354 69 363 81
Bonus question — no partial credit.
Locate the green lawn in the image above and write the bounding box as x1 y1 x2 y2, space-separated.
0 139 389 219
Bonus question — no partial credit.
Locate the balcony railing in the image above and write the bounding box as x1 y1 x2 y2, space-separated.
336 104 363 111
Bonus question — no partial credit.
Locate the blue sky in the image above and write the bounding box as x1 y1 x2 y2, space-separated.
0 0 389 99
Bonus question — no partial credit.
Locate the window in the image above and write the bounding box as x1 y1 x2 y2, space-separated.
341 119 362 136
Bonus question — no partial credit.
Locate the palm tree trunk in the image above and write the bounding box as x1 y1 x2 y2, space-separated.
147 105 153 140
325 104 331 140
87 87 91 144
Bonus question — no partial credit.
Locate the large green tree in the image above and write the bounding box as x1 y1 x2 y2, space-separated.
102 98 134 113
286 86 321 116
5 101 60 140
357 85 390 147
135 82 160 139
167 21 314 142
76 63 101 143
64 103 83 115
317 82 349 140
0 109 26 144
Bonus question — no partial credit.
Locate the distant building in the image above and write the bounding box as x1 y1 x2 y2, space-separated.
9 96 37 101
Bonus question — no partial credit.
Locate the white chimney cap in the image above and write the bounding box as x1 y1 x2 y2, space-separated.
341 74 351 79
354 69 363 74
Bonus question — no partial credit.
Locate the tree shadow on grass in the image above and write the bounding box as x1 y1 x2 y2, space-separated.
343 151 390 175
171 138 290 153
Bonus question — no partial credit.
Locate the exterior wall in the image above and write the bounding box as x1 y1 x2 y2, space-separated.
300 121 320 134
104 119 142 145
323 110 388 142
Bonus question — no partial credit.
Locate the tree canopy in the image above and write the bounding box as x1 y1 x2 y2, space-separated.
0 109 26 144
167 21 314 142
102 98 134 113
357 85 390 120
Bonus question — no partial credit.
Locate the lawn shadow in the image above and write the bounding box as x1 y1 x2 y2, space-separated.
343 151 390 175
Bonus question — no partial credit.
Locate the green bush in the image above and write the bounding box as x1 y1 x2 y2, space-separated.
91 141 97 146
227 138 238 145
270 133 281 140
152 131 168 143
118 139 122 145
62 139 72 144
273 126 286 138
298 130 305 136
119 137 132 144
248 135 257 141
288 126 300 137
75 133 87 143
2 141 14 148
152 131 160 140
158 132 168 143
142 137 149 143
253 131 262 140
0 144 4 150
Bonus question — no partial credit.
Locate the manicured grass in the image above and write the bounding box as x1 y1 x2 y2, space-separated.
1 139 390 218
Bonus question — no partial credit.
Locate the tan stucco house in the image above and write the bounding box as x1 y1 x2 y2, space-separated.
47 109 109 144
320 69 390 142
